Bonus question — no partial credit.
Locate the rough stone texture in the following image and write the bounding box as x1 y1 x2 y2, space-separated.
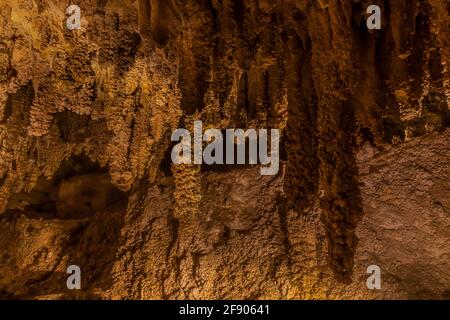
0 0 449 299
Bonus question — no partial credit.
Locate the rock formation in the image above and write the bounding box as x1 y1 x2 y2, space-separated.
0 0 448 299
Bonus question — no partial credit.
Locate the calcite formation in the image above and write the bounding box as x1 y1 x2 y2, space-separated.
0 0 448 299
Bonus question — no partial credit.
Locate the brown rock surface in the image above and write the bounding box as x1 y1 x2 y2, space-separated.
0 0 448 299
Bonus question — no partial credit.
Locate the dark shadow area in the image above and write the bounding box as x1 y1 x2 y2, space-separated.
201 129 278 173
6 154 126 220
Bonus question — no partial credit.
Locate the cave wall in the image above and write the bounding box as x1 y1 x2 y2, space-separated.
0 0 449 299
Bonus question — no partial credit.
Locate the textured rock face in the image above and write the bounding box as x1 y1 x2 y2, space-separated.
0 0 448 299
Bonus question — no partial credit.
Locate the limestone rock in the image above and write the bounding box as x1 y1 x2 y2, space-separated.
0 0 448 299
